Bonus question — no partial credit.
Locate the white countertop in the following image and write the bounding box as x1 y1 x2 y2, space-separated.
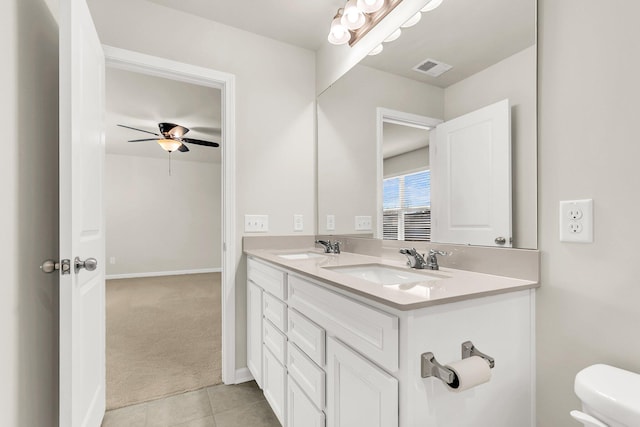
244 248 539 311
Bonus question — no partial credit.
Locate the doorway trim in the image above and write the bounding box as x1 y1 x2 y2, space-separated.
103 45 237 383
375 108 441 239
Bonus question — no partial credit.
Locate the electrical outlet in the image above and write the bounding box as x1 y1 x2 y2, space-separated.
326 215 335 231
293 214 304 232
244 214 269 232
109 256 116 265
560 199 593 243
355 215 372 231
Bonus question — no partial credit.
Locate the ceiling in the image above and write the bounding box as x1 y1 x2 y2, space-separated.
383 122 430 159
146 0 345 51
106 67 222 163
104 0 534 163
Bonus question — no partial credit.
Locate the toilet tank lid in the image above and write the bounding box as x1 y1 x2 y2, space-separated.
575 364 640 425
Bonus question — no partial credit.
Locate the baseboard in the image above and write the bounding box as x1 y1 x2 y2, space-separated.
106 268 222 280
234 367 254 384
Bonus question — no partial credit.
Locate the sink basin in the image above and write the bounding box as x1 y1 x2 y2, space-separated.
278 252 326 260
325 264 444 286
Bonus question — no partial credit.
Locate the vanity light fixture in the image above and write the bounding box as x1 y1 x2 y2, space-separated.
421 0 444 12
384 28 402 42
342 0 366 30
328 0 445 48
401 12 422 28
328 9 351 45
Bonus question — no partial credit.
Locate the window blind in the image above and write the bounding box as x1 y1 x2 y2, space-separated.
383 170 431 241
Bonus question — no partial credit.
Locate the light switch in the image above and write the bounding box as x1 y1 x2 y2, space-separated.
244 215 269 233
355 215 372 231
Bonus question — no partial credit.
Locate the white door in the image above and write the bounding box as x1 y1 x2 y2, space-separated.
326 337 398 427
431 99 512 247
59 0 106 426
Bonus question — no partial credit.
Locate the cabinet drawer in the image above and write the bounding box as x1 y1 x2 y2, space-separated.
248 258 287 300
288 375 325 427
288 342 325 410
263 319 287 365
288 308 325 366
288 275 399 372
264 292 287 333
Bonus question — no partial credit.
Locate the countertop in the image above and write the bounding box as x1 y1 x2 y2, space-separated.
244 248 539 311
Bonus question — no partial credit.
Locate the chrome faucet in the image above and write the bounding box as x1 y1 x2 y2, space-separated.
399 248 428 269
426 249 450 270
400 248 450 270
315 239 341 254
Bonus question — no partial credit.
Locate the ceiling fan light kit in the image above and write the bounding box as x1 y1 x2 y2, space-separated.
117 122 220 154
327 0 445 52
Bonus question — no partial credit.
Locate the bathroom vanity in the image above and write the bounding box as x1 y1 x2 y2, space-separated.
245 247 538 427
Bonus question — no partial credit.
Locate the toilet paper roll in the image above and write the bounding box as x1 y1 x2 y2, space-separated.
444 356 492 392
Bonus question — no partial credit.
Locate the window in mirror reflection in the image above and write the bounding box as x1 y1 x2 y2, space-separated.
383 170 431 241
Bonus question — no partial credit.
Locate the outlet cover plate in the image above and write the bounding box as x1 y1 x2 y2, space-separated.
559 199 593 243
293 214 304 232
326 215 335 231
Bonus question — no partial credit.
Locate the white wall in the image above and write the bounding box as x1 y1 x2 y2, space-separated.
0 0 59 425
537 1 640 425
444 46 537 249
317 65 444 235
87 0 316 369
105 154 221 276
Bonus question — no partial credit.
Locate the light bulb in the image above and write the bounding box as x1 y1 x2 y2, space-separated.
157 139 182 153
401 12 422 28
421 0 444 12
328 11 350 45
357 0 384 13
384 28 402 43
341 0 365 30
368 44 384 56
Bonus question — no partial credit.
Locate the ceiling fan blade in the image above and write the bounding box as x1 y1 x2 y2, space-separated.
181 137 220 148
118 124 160 136
178 144 189 152
128 138 159 142
159 122 189 138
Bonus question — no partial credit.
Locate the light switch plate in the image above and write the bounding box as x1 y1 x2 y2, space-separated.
245 214 269 233
293 214 304 232
355 215 372 231
559 199 593 243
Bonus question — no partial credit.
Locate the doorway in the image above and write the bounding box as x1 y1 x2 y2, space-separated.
103 46 237 401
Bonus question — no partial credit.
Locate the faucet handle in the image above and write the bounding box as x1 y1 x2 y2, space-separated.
429 249 451 257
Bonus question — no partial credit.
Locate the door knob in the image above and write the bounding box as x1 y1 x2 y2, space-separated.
494 236 506 245
74 257 98 274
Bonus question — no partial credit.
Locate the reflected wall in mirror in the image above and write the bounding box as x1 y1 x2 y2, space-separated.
317 0 537 249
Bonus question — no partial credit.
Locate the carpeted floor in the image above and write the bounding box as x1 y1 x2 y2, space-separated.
106 273 222 410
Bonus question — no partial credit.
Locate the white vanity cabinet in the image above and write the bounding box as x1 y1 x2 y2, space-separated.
246 258 289 425
246 256 535 427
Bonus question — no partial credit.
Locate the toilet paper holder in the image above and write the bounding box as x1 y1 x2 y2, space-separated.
421 340 495 383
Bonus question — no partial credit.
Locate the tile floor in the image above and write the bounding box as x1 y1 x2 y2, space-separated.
102 381 280 427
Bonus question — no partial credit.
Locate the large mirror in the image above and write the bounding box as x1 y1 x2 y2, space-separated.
317 0 537 249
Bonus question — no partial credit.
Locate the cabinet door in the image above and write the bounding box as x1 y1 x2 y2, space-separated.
288 375 325 427
247 281 263 388
326 337 398 427
263 346 287 426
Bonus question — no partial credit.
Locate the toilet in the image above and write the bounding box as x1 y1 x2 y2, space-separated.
571 364 640 427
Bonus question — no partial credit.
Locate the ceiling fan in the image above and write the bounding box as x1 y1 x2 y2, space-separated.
118 122 220 153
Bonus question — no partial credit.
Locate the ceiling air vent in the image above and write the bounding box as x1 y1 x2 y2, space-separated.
413 58 452 77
